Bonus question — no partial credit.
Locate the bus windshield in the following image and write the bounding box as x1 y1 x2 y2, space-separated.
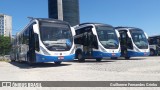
149 36 160 45
96 25 119 49
40 22 73 51
130 29 148 49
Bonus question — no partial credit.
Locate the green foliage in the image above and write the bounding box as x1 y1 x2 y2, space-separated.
0 35 11 55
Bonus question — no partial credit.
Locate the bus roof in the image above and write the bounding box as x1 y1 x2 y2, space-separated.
115 26 140 30
30 18 70 25
149 35 160 38
75 23 113 27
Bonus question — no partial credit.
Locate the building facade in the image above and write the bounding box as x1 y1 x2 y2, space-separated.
0 14 12 37
48 0 80 26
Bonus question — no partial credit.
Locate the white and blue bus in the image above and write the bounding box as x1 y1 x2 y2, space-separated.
74 23 121 62
148 35 160 56
115 27 150 59
10 18 75 65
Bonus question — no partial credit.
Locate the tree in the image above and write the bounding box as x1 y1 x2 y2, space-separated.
0 35 11 55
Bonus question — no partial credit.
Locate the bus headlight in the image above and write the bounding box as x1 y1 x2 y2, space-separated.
40 46 50 55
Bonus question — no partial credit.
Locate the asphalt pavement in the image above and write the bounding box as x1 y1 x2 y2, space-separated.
0 56 160 90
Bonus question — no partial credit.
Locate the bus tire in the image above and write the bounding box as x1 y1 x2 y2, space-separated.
125 57 130 59
54 61 62 65
10 59 15 62
10 56 16 62
27 54 34 66
150 49 155 56
96 58 102 62
111 57 118 60
77 51 85 62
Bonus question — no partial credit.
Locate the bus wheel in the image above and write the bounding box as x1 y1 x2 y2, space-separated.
150 49 155 56
96 58 102 62
10 56 16 62
54 61 62 65
125 57 130 59
27 55 34 66
77 52 85 62
10 59 15 62
111 57 118 60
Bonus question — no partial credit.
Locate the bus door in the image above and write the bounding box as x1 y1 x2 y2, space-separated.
119 30 133 57
83 27 98 57
83 27 93 57
156 37 160 55
28 26 36 63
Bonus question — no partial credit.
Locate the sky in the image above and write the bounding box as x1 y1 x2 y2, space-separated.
0 0 160 36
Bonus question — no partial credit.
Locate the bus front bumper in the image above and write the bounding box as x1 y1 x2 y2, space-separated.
92 51 121 58
127 51 150 57
36 54 75 63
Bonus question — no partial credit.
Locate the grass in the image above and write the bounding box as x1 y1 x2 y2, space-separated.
0 60 10 62
0 58 10 62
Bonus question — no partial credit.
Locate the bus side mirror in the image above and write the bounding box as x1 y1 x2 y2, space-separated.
34 33 40 51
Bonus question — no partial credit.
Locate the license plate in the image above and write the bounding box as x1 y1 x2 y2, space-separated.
144 52 147 56
112 53 115 56
58 56 64 60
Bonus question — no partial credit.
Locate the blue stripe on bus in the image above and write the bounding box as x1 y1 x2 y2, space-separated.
35 54 75 63
127 51 150 57
92 51 121 58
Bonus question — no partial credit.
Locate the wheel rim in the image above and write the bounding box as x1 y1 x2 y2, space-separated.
124 50 127 57
150 51 154 55
96 58 101 61
55 62 61 64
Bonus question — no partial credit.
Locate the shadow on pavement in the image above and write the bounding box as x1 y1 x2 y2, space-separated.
9 61 72 69
70 59 116 63
71 57 147 63
108 57 147 61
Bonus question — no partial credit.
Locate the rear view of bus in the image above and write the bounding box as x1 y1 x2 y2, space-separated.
11 18 75 65
74 23 121 62
115 27 150 59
